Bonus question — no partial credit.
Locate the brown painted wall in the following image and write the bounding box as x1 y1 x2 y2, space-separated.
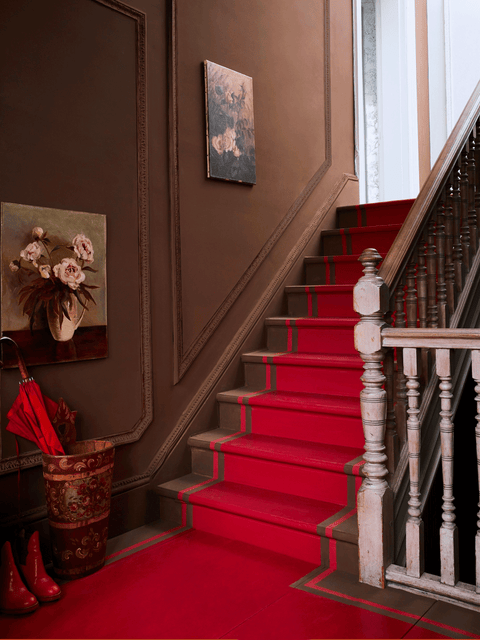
0 0 358 538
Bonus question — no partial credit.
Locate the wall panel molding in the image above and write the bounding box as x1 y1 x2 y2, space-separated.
0 0 152 477
171 0 332 383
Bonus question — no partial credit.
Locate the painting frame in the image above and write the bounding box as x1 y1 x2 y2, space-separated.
1 202 108 368
204 60 257 185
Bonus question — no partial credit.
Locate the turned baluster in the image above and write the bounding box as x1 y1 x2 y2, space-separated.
472 350 480 594
417 234 428 329
394 274 406 330
444 178 456 316
415 232 429 386
436 193 448 328
404 347 424 578
437 348 459 586
394 276 407 442
384 346 398 473
475 119 480 232
468 133 478 254
426 216 438 329
354 248 393 588
461 147 471 273
452 163 464 292
406 251 418 328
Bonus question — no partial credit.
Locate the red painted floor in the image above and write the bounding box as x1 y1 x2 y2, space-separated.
1 527 479 639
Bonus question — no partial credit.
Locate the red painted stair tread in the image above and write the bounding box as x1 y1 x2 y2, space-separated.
219 434 363 473
265 317 358 326
323 223 402 236
244 350 362 368
286 284 354 293
246 390 361 415
305 252 379 263
293 317 358 327
188 481 342 533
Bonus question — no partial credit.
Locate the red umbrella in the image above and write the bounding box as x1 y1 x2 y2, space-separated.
1 336 64 456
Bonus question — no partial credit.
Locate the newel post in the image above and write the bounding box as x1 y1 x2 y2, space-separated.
354 248 394 588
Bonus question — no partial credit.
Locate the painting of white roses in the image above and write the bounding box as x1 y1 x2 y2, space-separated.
204 60 256 185
1 203 107 367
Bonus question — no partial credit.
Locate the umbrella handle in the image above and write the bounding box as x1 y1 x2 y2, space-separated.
0 336 30 380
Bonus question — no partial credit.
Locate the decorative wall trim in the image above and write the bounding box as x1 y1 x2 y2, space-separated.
169 0 183 384
171 0 332 383
154 172 358 476
0 0 152 477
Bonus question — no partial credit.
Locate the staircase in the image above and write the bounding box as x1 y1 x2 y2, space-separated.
157 198 414 573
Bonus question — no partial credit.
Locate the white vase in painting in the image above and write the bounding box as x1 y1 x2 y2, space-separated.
47 296 85 342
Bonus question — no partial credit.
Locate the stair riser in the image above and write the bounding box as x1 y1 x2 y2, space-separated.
222 452 351 504
158 495 184 525
244 362 363 396
305 259 364 285
192 448 215 477
336 203 412 228
298 325 356 354
336 538 360 576
251 405 364 447
267 324 356 354
218 401 365 448
287 290 354 318
191 503 322 564
321 228 399 256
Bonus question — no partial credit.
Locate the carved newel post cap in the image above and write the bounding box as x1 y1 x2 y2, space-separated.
353 247 389 318
358 248 383 272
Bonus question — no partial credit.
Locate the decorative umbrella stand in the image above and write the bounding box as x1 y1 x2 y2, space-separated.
42 440 115 580
1 336 115 580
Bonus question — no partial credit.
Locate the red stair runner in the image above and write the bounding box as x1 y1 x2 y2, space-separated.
156 198 414 569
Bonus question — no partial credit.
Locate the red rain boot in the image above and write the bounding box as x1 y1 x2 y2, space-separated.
20 532 61 603
0 541 38 615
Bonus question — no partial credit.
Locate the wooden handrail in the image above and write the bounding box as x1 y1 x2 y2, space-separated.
379 79 480 292
382 327 480 349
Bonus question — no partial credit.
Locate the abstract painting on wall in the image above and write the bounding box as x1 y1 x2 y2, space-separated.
1 203 107 367
204 60 256 185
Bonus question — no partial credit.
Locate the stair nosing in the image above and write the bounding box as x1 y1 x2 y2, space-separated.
304 253 385 264
241 350 363 368
216 388 362 415
285 284 354 293
186 479 345 534
265 316 358 326
322 222 403 236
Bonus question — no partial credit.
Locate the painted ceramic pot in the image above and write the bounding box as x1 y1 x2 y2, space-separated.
42 440 115 579
47 295 85 342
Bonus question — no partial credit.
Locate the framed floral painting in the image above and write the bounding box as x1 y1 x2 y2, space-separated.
1 203 107 367
204 60 256 185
